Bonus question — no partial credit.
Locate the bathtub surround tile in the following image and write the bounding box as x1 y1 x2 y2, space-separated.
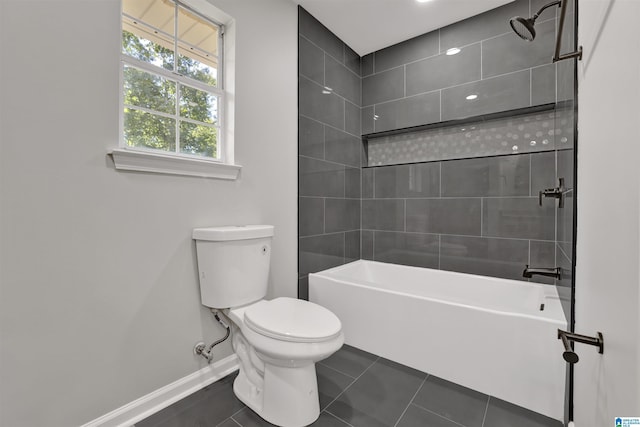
299 197 324 236
299 157 345 198
325 198 360 233
345 230 361 263
362 168 374 198
557 59 574 102
374 31 439 73
373 91 441 133
439 0 528 51
324 126 362 168
530 151 557 196
345 167 362 198
373 231 439 269
405 43 481 96
361 106 375 135
529 240 556 284
439 235 530 280
361 230 374 260
362 199 405 231
299 35 325 85
298 276 309 300
326 358 426 427
412 375 489 427
556 149 574 190
374 163 440 198
362 67 405 106
531 64 557 106
344 44 360 76
441 155 530 197
556 189 573 250
299 116 325 159
396 404 462 427
481 19 556 79
325 54 361 105
483 396 563 427
136 371 244 427
441 70 531 121
482 197 555 240
300 76 345 130
325 127 361 168
320 344 379 379
362 54 374 77
406 198 482 236
316 363 355 410
345 101 361 136
298 7 344 62
299 233 345 275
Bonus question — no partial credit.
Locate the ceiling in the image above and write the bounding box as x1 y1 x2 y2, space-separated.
294 0 515 55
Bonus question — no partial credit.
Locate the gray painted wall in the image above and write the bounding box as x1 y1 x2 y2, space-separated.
0 0 298 425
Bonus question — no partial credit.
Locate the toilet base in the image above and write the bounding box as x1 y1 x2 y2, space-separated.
233 363 320 427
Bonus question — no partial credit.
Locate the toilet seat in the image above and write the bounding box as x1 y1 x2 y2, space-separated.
243 297 342 343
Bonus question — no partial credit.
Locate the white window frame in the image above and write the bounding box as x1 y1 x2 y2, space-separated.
112 0 240 180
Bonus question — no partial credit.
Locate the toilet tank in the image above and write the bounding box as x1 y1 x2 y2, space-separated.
192 225 274 309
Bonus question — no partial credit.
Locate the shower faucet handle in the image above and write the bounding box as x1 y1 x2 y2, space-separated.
538 177 566 208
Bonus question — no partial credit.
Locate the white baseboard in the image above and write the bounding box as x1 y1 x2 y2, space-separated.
81 355 239 427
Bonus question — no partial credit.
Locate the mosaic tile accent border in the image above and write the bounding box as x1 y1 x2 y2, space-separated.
367 108 574 166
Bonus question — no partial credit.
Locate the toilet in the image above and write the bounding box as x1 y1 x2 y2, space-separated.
192 225 344 427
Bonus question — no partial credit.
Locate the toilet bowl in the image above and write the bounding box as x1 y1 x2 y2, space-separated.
192 225 344 427
227 297 344 427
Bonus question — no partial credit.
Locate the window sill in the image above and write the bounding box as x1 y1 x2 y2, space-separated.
110 148 241 180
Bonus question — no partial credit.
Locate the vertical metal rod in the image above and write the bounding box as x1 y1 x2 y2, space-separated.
553 0 583 62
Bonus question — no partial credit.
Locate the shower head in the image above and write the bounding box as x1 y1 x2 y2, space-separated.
509 0 560 42
509 16 536 41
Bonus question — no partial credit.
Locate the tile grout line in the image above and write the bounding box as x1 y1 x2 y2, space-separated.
317 360 358 380
393 375 429 427
481 396 491 427
322 356 382 412
362 66 536 109
409 401 468 427
323 410 356 427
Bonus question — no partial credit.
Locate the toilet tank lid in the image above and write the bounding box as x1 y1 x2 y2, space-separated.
193 225 274 241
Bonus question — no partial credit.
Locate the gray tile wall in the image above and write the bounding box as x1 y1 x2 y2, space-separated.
298 7 362 298
361 0 562 134
357 0 576 290
361 151 567 283
298 1 576 295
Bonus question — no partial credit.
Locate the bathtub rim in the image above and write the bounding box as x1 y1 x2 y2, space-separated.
309 260 567 326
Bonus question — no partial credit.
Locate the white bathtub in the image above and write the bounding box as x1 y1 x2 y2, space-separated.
309 260 568 421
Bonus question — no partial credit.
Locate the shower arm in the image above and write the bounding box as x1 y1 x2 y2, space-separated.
553 0 583 62
532 0 561 21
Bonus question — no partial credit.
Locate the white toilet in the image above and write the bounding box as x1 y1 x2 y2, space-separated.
193 225 344 427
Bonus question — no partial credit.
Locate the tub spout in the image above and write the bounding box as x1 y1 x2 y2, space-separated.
522 265 562 280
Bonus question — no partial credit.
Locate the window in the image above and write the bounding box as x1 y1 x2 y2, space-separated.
120 0 224 161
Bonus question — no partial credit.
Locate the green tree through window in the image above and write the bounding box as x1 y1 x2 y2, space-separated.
121 0 221 159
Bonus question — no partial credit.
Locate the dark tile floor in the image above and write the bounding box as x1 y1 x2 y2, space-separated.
136 345 563 427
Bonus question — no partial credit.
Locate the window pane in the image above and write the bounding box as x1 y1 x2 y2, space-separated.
179 121 218 158
177 6 218 86
124 108 176 152
179 85 217 124
122 0 175 71
124 65 176 114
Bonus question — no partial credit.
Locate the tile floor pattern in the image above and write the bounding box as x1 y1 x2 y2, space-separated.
136 345 563 427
